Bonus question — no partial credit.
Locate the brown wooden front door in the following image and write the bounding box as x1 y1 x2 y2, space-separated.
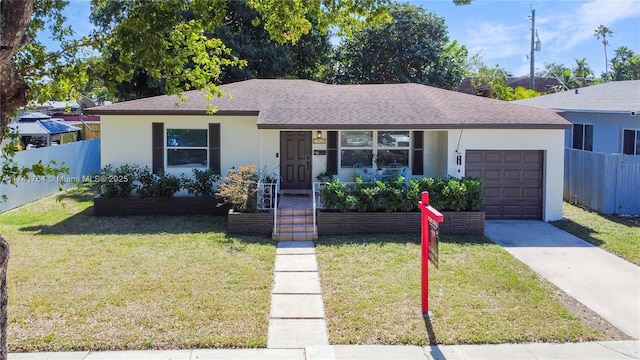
280 131 312 189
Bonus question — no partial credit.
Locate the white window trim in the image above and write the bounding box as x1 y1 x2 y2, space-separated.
165 128 209 168
339 130 411 168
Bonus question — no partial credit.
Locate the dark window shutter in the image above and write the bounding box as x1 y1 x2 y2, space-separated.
209 123 221 174
152 123 164 174
412 131 424 175
327 131 338 175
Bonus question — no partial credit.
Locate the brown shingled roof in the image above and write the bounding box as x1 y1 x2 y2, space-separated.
84 79 570 129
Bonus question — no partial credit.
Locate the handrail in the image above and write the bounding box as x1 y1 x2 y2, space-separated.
257 175 280 235
273 178 280 235
312 181 328 236
312 181 318 236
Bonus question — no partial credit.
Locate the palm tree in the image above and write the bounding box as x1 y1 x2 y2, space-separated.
594 25 613 80
573 58 593 79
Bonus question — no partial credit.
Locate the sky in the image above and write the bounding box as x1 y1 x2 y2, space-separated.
412 0 640 77
41 0 640 78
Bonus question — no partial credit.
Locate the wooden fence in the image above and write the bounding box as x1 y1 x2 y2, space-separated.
564 148 640 215
0 139 100 213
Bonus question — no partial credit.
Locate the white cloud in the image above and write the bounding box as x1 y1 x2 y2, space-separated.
541 0 640 52
462 22 526 62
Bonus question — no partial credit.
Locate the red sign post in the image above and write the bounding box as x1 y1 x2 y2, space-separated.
418 191 443 315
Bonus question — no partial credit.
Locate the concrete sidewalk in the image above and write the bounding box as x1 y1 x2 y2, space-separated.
485 220 640 340
9 341 639 359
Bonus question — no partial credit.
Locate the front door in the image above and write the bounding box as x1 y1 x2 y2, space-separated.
280 131 311 189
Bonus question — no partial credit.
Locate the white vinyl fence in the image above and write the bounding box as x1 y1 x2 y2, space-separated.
0 139 100 213
564 148 640 215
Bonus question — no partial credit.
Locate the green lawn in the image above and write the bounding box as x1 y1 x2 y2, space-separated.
551 202 640 265
316 234 616 345
1 189 631 351
1 188 275 352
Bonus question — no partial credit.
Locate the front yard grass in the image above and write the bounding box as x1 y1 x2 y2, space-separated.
316 234 620 345
1 188 275 352
2 188 632 351
551 202 640 266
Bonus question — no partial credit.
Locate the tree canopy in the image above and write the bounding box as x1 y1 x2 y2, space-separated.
94 0 334 101
610 46 640 81
330 2 468 90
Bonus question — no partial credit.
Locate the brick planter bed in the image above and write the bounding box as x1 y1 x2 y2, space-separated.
316 211 485 236
93 196 231 216
226 209 273 236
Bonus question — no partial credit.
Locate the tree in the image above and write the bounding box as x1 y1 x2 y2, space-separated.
593 25 613 80
330 3 468 90
573 58 593 79
539 62 582 92
96 0 334 99
610 46 640 81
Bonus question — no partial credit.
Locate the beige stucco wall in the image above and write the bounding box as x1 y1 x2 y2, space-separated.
446 128 565 221
100 114 266 178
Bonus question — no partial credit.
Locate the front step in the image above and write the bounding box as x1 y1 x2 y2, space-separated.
273 208 317 241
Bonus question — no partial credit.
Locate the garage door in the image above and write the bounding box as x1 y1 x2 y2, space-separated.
466 150 543 220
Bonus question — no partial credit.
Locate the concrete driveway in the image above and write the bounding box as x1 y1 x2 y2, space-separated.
485 220 640 340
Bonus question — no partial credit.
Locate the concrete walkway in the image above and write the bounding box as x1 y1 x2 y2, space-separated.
268 241 329 348
485 220 640 340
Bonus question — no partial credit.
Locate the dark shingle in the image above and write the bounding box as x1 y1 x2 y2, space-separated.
85 79 569 129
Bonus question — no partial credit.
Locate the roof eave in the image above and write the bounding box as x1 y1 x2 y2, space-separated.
256 123 571 130
82 109 259 116
550 108 637 115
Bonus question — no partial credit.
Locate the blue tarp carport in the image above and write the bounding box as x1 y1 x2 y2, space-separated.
10 113 82 148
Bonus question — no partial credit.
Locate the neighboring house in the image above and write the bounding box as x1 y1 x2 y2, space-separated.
10 112 82 149
84 79 570 221
17 100 103 140
513 80 640 155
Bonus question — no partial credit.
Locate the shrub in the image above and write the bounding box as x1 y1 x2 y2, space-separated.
216 165 259 212
376 177 406 212
319 179 356 212
181 168 221 196
352 177 379 212
90 164 138 197
462 177 484 211
135 167 181 198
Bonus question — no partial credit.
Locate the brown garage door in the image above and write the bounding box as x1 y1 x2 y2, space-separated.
466 150 543 220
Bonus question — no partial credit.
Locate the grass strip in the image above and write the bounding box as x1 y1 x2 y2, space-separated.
551 202 640 266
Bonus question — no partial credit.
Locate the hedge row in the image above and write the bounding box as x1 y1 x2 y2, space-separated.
320 176 483 212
